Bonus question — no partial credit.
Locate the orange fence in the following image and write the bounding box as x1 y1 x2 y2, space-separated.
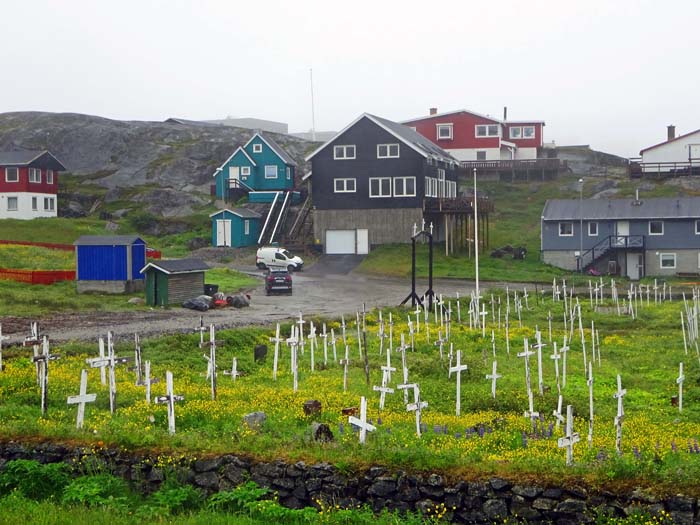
0 268 76 285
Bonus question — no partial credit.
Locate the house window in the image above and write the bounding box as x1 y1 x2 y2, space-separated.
522 126 535 138
436 124 453 140
476 124 500 137
509 127 522 139
377 144 400 158
437 168 446 198
240 166 251 177
44 197 55 211
46 170 54 184
253 144 262 153
28 168 41 183
393 177 416 197
559 222 574 236
264 165 278 179
286 167 291 180
425 176 434 197
5 167 18 182
649 220 664 235
588 222 598 236
333 145 356 160
660 253 676 269
32 197 37 210
476 151 487 161
244 220 250 235
7 197 18 211
369 177 391 198
333 178 356 193
695 219 700 234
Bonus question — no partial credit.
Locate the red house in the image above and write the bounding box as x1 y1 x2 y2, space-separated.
0 151 65 220
402 108 545 163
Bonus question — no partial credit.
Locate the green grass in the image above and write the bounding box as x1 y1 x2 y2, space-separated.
0 245 74 270
0 218 110 245
206 267 258 292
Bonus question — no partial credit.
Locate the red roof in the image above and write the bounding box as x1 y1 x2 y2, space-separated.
640 128 700 155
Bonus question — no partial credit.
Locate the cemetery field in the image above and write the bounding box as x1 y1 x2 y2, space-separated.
2 283 700 495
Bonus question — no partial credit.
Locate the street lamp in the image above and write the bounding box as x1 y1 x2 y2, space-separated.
578 178 584 273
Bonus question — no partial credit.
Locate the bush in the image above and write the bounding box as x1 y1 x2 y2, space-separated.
207 481 271 512
149 480 203 515
0 459 70 501
62 473 131 509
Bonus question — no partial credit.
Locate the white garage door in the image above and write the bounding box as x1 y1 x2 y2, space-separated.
326 230 357 254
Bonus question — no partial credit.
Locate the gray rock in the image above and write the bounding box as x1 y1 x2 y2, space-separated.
510 495 541 521
468 481 492 497
669 511 694 525
193 471 219 490
543 487 563 498
222 464 247 485
444 488 462 509
483 498 508 520
533 497 558 511
489 477 511 491
631 487 659 504
557 498 588 514
286 463 305 477
512 484 543 499
242 411 266 430
667 495 695 512
419 483 444 499
368 477 396 497
254 344 268 362
272 477 295 490
309 422 333 442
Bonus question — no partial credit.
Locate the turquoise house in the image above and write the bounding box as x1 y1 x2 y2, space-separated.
210 208 262 247
213 132 297 202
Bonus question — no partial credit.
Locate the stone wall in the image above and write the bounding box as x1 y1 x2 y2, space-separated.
0 441 698 524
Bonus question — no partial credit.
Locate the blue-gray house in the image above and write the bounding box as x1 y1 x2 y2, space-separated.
212 131 298 204
210 208 262 247
541 197 700 279
74 235 146 293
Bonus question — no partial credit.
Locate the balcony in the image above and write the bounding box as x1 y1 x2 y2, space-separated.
629 159 700 178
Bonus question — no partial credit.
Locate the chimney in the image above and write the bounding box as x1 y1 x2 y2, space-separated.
429 107 438 116
667 125 676 141
503 106 508 121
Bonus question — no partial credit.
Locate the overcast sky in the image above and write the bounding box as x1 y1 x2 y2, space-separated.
2 0 698 157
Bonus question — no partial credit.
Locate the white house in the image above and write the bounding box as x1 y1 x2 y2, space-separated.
638 126 700 175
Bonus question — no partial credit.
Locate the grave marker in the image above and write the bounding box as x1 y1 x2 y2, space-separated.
155 370 184 434
485 360 501 399
449 350 468 416
587 361 594 447
613 374 626 454
223 357 240 381
348 396 376 444
401 383 428 437
558 405 580 466
270 323 282 380
32 336 60 416
552 394 564 429
67 369 96 429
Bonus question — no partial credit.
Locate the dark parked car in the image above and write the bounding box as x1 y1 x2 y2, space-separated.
265 268 292 295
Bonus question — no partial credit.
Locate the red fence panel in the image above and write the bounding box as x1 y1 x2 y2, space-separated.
0 268 76 285
0 239 75 251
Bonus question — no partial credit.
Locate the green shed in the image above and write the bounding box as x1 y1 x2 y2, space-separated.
140 258 211 306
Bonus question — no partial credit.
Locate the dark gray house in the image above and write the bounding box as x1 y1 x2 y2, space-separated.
541 197 700 279
305 113 461 254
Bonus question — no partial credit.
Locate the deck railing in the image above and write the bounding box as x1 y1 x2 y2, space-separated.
460 158 566 171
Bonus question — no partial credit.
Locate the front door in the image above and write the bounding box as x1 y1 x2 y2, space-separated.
216 220 231 247
356 229 369 255
615 221 629 246
626 252 643 280
228 167 240 188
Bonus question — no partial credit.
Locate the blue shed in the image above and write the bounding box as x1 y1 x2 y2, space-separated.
210 208 262 247
73 235 147 293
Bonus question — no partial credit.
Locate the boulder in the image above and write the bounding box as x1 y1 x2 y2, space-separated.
242 411 267 430
303 399 322 416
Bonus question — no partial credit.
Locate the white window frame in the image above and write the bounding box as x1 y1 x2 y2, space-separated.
476 150 487 161
244 220 250 235
522 126 536 139
436 123 453 140
559 222 574 237
695 219 700 235
377 143 400 159
393 176 416 197
252 143 262 153
7 196 18 211
333 178 356 193
28 167 41 183
333 145 356 160
31 196 37 210
241 166 251 176
5 167 18 182
649 220 664 236
264 165 278 179
437 168 446 198
46 169 54 184
476 124 500 138
369 177 392 198
509 127 522 139
659 253 676 269
588 222 598 236
286 167 291 180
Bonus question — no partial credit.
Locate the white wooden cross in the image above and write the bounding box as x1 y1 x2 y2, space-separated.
330 328 338 363
547 311 553 344
297 311 306 355
401 383 428 437
223 357 240 381
505 313 510 355
480 302 488 338
377 312 388 355
308 321 317 372
320 323 329 365
348 396 376 444
388 312 394 356
373 362 395 410
559 337 570 388
558 404 580 466
517 338 535 399
133 333 143 386
449 350 468 416
201 324 218 401
456 291 461 323
143 360 160 404
550 342 561 395
613 374 626 454
355 312 363 359
586 361 594 447
407 317 415 351
195 316 207 347
24 322 43 384
340 315 347 346
534 329 546 396
399 333 410 404
270 323 283 381
491 330 496 358
287 326 299 392
340 344 350 392
434 329 446 360
32 336 60 416
552 394 565 429
522 287 530 310
677 362 685 412
155 370 184 435
486 360 501 399
0 324 9 372
67 369 96 429
413 304 421 333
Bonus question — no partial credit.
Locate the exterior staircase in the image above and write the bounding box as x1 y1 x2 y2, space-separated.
580 235 645 272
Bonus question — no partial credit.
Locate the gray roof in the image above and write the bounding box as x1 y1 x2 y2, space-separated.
0 150 66 170
542 197 700 221
74 235 144 246
257 131 298 166
368 114 457 163
210 207 261 219
141 258 210 274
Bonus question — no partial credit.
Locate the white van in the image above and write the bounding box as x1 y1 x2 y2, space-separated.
256 246 304 271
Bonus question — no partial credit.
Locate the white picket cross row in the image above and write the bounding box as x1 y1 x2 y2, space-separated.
485 360 501 400
677 362 685 413
587 361 594 447
348 396 376 444
558 404 580 467
449 350 468 416
270 323 283 380
67 369 96 429
613 374 627 454
552 394 565 429
155 370 184 435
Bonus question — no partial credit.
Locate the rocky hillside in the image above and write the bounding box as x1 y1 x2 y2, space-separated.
0 111 316 195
